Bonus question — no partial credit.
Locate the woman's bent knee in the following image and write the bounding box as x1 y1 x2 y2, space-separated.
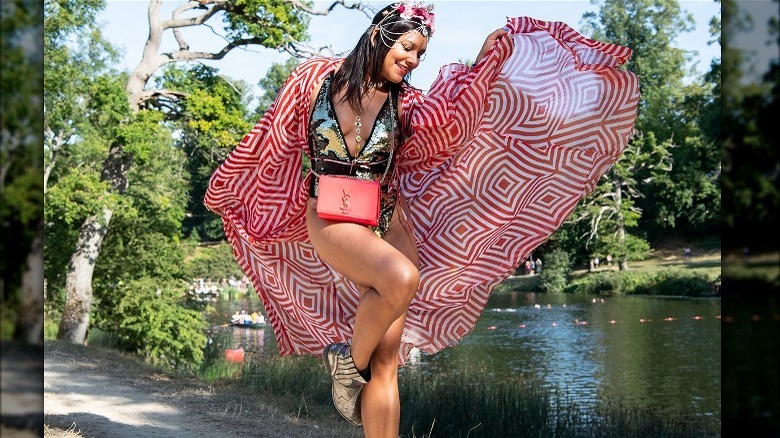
397 265 420 302
379 262 419 313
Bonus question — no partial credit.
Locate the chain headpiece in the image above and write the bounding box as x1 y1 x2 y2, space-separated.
375 2 435 47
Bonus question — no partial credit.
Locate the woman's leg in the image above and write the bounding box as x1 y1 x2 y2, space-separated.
305 198 419 371
360 197 421 438
361 315 405 438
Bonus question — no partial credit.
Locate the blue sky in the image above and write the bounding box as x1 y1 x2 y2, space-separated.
98 0 723 94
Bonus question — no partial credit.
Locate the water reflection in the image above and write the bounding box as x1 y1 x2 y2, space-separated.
412 292 721 429
206 295 272 358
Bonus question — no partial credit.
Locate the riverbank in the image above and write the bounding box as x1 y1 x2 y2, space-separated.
504 244 723 293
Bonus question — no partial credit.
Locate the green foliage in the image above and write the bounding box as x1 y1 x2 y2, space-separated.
45 99 185 302
234 353 716 437
399 365 715 437
224 0 310 47
584 0 694 135
557 0 721 259
45 172 112 224
3 165 43 226
1 306 16 339
631 270 714 296
44 0 106 46
104 278 208 370
400 366 555 437
605 232 651 263
720 0 778 251
539 249 572 294
184 243 245 280
254 57 300 116
155 64 254 241
566 269 715 297
43 303 61 340
45 0 119 192
2 0 44 320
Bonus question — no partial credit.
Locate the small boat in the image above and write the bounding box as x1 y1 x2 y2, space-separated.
230 321 266 329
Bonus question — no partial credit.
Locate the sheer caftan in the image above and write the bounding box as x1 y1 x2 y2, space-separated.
205 17 640 362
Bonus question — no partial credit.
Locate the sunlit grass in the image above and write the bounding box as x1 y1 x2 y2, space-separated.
223 352 718 437
722 252 779 283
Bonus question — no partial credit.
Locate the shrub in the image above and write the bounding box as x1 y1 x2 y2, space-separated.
632 270 713 296
99 277 208 370
566 269 715 296
539 249 571 293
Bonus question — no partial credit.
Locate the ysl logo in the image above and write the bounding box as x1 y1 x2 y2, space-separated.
339 188 351 214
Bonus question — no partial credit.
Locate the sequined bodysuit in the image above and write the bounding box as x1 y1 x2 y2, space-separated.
308 74 402 237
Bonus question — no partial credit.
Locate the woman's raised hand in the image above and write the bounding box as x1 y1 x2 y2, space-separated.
474 26 510 65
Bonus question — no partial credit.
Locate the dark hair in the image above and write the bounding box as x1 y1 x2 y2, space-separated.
330 4 432 113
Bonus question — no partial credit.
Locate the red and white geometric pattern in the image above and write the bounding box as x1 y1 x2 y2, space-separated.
205 17 639 363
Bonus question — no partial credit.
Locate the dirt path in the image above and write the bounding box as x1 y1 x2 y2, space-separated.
42 341 357 438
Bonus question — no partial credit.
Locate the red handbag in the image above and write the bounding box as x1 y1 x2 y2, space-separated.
317 175 381 226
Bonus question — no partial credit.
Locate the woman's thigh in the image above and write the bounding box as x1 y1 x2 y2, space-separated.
382 195 420 270
305 198 417 290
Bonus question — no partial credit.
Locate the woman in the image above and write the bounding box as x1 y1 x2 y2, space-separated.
205 2 639 436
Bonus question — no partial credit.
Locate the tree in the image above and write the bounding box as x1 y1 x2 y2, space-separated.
155 63 254 241
721 0 779 251
1 0 44 342
253 57 301 117
56 0 375 344
572 0 716 266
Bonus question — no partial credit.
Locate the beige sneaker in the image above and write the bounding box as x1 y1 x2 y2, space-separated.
322 342 366 426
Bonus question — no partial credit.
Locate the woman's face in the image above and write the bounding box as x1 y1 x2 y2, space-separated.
380 30 428 83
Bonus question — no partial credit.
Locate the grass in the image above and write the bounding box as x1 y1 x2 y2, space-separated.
215 351 719 438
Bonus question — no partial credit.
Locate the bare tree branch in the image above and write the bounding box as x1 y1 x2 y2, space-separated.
161 0 229 30
137 88 188 105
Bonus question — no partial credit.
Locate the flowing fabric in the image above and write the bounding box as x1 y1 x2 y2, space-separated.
205 17 639 362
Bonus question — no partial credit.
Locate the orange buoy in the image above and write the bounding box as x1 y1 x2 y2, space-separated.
225 347 245 363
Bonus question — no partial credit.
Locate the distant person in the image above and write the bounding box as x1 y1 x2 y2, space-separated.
594 256 600 269
251 312 265 324
534 257 542 274
238 309 252 324
684 247 691 261
606 254 613 267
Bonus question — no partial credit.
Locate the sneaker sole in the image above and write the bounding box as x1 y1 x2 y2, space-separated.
332 381 363 426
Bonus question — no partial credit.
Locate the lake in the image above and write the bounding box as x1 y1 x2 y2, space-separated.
207 290 721 429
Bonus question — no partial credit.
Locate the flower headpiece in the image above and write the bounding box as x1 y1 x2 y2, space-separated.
377 2 436 38
395 2 435 36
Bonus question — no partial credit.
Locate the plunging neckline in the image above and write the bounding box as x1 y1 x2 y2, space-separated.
327 81 390 161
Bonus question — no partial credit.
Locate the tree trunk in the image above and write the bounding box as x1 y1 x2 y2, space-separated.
126 0 164 109
615 181 629 270
57 207 113 343
14 220 44 344
58 143 130 344
56 0 158 345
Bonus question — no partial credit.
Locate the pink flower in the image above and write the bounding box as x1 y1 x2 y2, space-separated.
394 1 435 35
